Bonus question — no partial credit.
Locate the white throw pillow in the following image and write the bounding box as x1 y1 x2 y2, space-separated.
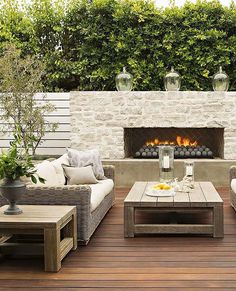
67 148 105 179
63 165 98 185
231 179 236 193
36 160 59 185
51 154 69 185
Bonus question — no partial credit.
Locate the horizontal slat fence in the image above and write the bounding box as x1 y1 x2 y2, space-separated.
0 93 71 156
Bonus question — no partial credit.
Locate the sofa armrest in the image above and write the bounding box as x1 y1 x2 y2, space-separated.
103 165 115 182
5 185 91 215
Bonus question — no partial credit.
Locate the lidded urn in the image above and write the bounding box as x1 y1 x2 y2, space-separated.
164 66 181 91
212 66 229 91
115 67 133 91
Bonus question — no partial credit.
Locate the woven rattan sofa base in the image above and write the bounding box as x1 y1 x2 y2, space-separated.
0 165 115 245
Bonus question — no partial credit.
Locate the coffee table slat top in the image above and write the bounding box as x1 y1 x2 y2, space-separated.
173 191 190 207
157 195 174 207
140 182 157 207
125 182 147 206
199 182 223 205
124 181 223 207
189 182 207 207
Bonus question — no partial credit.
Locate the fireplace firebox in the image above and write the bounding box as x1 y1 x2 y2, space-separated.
124 128 224 159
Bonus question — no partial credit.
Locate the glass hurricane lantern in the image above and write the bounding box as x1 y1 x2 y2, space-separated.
212 66 229 92
164 66 181 91
159 146 174 183
115 67 133 91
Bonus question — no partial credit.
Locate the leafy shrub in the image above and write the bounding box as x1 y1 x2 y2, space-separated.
0 0 235 91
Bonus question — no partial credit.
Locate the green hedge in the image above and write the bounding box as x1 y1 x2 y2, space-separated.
0 0 235 91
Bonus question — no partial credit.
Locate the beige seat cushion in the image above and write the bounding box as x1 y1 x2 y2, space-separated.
89 179 114 212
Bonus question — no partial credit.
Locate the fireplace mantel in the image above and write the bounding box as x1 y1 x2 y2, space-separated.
70 91 236 160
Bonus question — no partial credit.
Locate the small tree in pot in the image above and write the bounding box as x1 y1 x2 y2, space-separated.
0 43 57 156
0 43 56 214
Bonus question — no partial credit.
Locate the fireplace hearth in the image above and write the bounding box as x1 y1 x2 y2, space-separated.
124 127 224 159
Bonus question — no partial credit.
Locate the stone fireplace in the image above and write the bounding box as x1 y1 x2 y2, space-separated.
70 91 236 160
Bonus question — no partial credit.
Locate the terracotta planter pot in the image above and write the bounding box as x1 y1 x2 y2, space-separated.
0 178 26 215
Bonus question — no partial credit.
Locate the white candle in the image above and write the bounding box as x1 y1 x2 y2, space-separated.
163 156 170 168
186 165 193 176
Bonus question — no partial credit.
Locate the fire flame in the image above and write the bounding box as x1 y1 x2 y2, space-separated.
146 136 198 147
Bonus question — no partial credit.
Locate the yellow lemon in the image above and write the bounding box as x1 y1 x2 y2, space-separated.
152 183 171 190
163 185 171 190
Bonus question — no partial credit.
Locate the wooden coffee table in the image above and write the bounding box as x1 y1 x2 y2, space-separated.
0 205 77 272
124 181 224 238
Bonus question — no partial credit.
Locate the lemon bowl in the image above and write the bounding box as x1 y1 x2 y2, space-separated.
152 183 172 191
146 183 175 197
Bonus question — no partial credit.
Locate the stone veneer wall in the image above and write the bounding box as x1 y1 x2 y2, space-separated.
70 91 236 159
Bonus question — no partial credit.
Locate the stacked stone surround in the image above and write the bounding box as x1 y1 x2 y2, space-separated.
70 91 236 159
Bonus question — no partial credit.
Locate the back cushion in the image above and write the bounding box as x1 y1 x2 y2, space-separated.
36 160 60 185
63 165 98 185
67 148 105 180
51 154 69 185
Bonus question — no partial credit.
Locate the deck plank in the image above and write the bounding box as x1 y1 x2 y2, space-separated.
0 186 236 289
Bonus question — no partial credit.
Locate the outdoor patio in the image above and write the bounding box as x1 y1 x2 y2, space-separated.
0 186 236 289
0 0 236 289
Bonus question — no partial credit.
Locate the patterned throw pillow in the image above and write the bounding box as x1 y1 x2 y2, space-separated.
67 148 105 180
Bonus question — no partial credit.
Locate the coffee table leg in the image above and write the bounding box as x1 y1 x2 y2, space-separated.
213 204 224 238
44 228 61 272
124 206 135 238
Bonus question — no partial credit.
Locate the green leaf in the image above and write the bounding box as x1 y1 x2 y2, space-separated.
31 175 37 184
38 177 46 184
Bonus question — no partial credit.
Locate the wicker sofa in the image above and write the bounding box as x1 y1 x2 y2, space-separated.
0 165 115 245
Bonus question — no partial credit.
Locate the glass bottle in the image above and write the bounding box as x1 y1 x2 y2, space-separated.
115 67 133 91
184 161 194 189
159 146 174 183
212 66 229 92
164 66 181 91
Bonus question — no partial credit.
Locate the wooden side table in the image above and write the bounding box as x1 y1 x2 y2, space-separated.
0 205 77 272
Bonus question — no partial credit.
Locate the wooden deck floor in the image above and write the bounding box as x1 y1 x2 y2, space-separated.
1 187 236 290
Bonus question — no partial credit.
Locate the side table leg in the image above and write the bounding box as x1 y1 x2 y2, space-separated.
44 228 61 272
124 206 135 238
72 212 77 250
213 204 224 238
63 213 77 250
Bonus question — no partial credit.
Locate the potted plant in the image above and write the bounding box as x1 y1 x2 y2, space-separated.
0 137 45 215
